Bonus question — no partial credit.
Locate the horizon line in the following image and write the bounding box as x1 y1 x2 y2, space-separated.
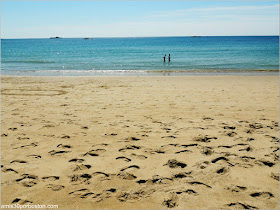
1 35 279 39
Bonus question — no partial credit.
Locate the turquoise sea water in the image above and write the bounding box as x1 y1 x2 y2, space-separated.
1 36 279 76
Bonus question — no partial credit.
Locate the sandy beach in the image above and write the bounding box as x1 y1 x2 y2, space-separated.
1 75 279 209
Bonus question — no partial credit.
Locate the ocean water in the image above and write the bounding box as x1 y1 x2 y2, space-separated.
1 36 279 76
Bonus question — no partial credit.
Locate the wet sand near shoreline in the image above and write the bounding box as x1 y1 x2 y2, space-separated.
1 75 279 209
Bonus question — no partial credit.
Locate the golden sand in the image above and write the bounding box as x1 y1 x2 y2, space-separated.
1 76 279 209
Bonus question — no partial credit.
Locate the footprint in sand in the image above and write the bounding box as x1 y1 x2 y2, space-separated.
162 127 172 131
249 123 263 129
239 156 256 162
41 176 60 181
136 179 149 184
224 131 237 137
119 145 141 152
72 164 91 171
145 148 165 154
69 188 117 202
227 202 257 209
69 188 94 198
175 149 192 154
48 150 71 155
250 192 274 199
161 135 177 139
161 143 180 148
245 129 254 134
91 192 106 202
202 117 214 121
181 143 199 148
57 144 72 149
271 172 279 181
130 153 147 159
193 135 217 143
47 184 65 191
124 136 141 142
117 188 155 202
195 161 211 170
13 142 38 149
11 160 27 164
61 135 71 139
69 158 84 163
17 136 30 140
27 155 41 159
12 198 33 205
265 135 279 143
218 145 234 149
162 193 179 208
92 171 110 178
105 133 118 136
238 146 253 152
107 188 117 193
211 156 234 166
255 159 275 167
69 173 92 184
172 172 192 179
201 147 214 155
120 165 140 172
164 159 187 168
137 175 173 185
92 143 109 147
216 167 230 175
187 181 212 188
16 174 39 187
223 126 236 130
116 156 131 162
175 189 198 196
225 185 247 192
83 149 106 156
2 167 18 174
117 172 137 180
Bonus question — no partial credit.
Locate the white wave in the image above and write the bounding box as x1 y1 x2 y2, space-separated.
34 69 148 73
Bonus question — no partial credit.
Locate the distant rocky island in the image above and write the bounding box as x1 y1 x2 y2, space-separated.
50 36 62 39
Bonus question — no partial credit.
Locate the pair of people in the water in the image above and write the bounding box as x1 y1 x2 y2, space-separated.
163 54 171 62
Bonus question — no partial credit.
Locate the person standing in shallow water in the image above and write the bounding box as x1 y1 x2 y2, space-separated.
163 54 166 62
168 54 171 62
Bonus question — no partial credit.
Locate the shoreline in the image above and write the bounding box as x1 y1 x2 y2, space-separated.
1 69 279 77
1 74 279 80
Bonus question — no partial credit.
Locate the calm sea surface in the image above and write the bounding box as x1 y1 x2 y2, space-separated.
1 36 279 76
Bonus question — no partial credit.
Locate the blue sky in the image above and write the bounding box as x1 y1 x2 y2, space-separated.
1 1 279 38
